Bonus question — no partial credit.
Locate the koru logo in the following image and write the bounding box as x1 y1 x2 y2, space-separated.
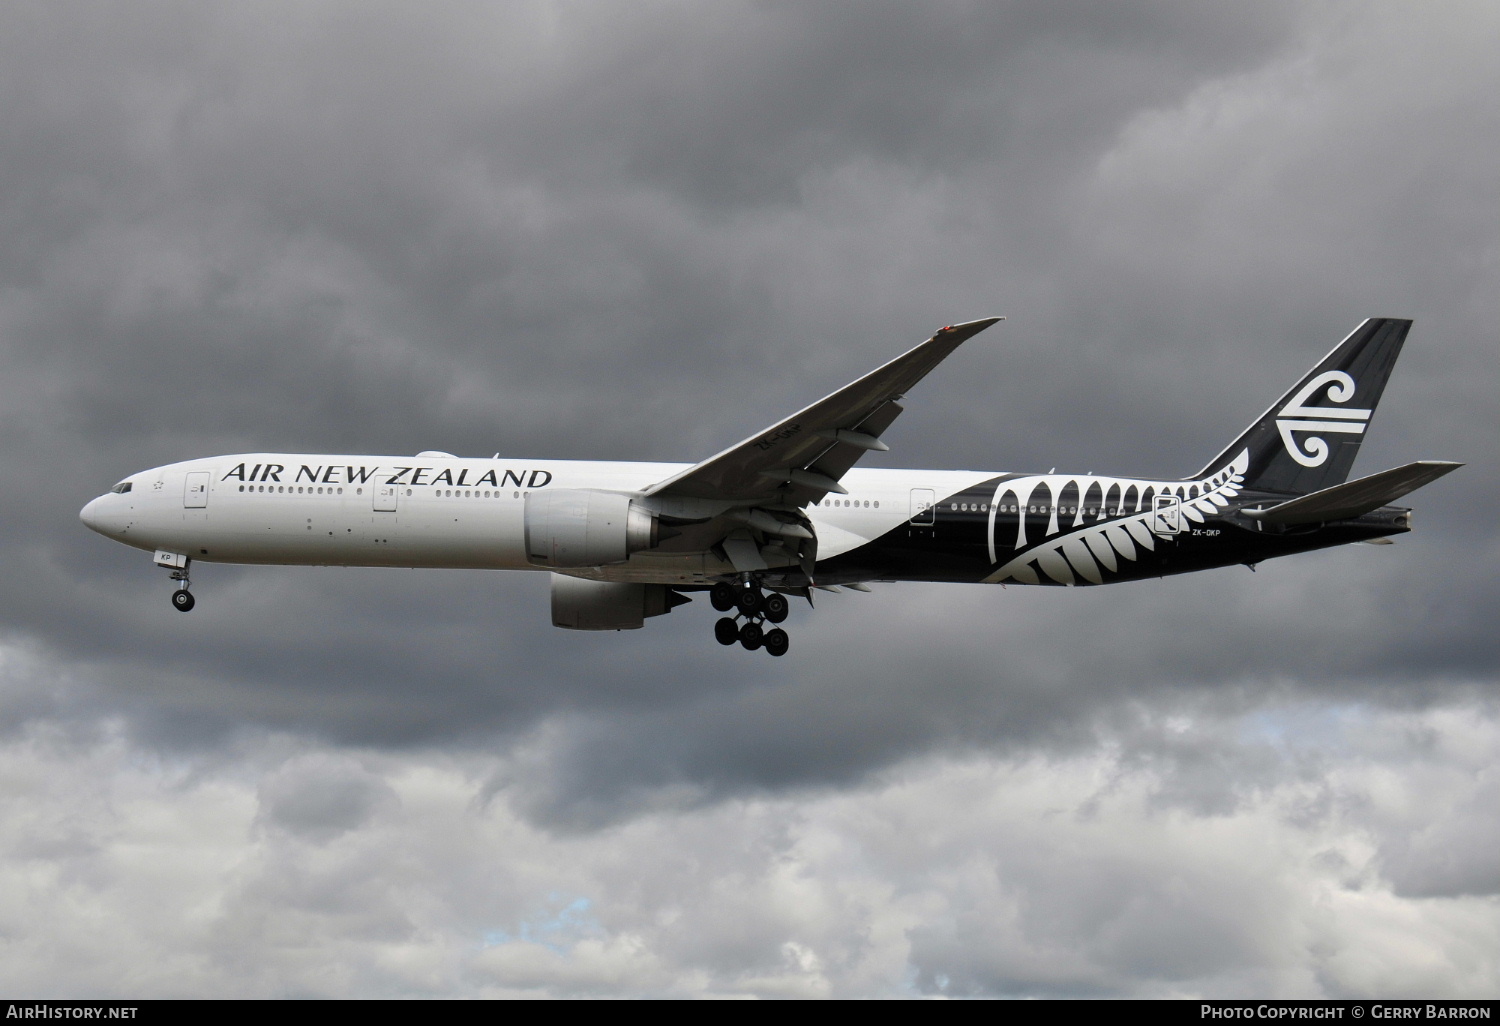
1275 370 1371 467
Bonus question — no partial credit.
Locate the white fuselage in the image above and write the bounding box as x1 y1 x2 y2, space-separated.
78 453 996 585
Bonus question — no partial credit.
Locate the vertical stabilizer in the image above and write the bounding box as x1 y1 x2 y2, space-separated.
1193 318 1411 495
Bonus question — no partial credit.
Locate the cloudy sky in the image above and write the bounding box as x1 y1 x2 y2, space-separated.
2 0 1496 998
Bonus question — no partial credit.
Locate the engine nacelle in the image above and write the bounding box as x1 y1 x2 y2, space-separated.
524 489 657 568
550 575 687 631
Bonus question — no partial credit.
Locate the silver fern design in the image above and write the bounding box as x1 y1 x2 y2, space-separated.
982 450 1250 585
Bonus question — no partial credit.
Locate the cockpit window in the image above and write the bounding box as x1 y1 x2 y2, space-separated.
110 481 133 494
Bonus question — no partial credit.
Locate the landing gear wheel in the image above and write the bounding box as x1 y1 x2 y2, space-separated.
764 628 789 657
739 620 764 651
714 617 740 646
710 582 737 611
736 585 763 616
171 589 196 612
763 593 789 623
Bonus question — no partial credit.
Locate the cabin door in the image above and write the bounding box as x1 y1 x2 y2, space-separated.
909 488 935 536
1151 494 1182 536
183 472 209 508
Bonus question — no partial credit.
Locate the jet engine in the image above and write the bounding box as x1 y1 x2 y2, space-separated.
550 575 689 631
524 489 659 568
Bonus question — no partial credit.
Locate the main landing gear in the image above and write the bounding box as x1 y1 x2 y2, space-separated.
710 579 790 656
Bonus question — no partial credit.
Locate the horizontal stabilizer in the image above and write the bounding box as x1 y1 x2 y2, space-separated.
1244 461 1462 525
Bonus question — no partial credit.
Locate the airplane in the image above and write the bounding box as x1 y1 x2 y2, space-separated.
80 317 1460 656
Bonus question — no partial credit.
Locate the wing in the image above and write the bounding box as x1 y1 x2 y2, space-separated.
645 317 1003 506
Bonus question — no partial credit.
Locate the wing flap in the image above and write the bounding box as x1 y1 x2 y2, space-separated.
803 400 904 498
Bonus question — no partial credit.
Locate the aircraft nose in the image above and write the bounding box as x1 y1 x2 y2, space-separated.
80 496 105 534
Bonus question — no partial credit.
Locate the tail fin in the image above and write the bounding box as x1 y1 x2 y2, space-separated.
1193 318 1411 495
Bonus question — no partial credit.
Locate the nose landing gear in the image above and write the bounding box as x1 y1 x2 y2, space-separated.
709 579 791 656
155 551 195 612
